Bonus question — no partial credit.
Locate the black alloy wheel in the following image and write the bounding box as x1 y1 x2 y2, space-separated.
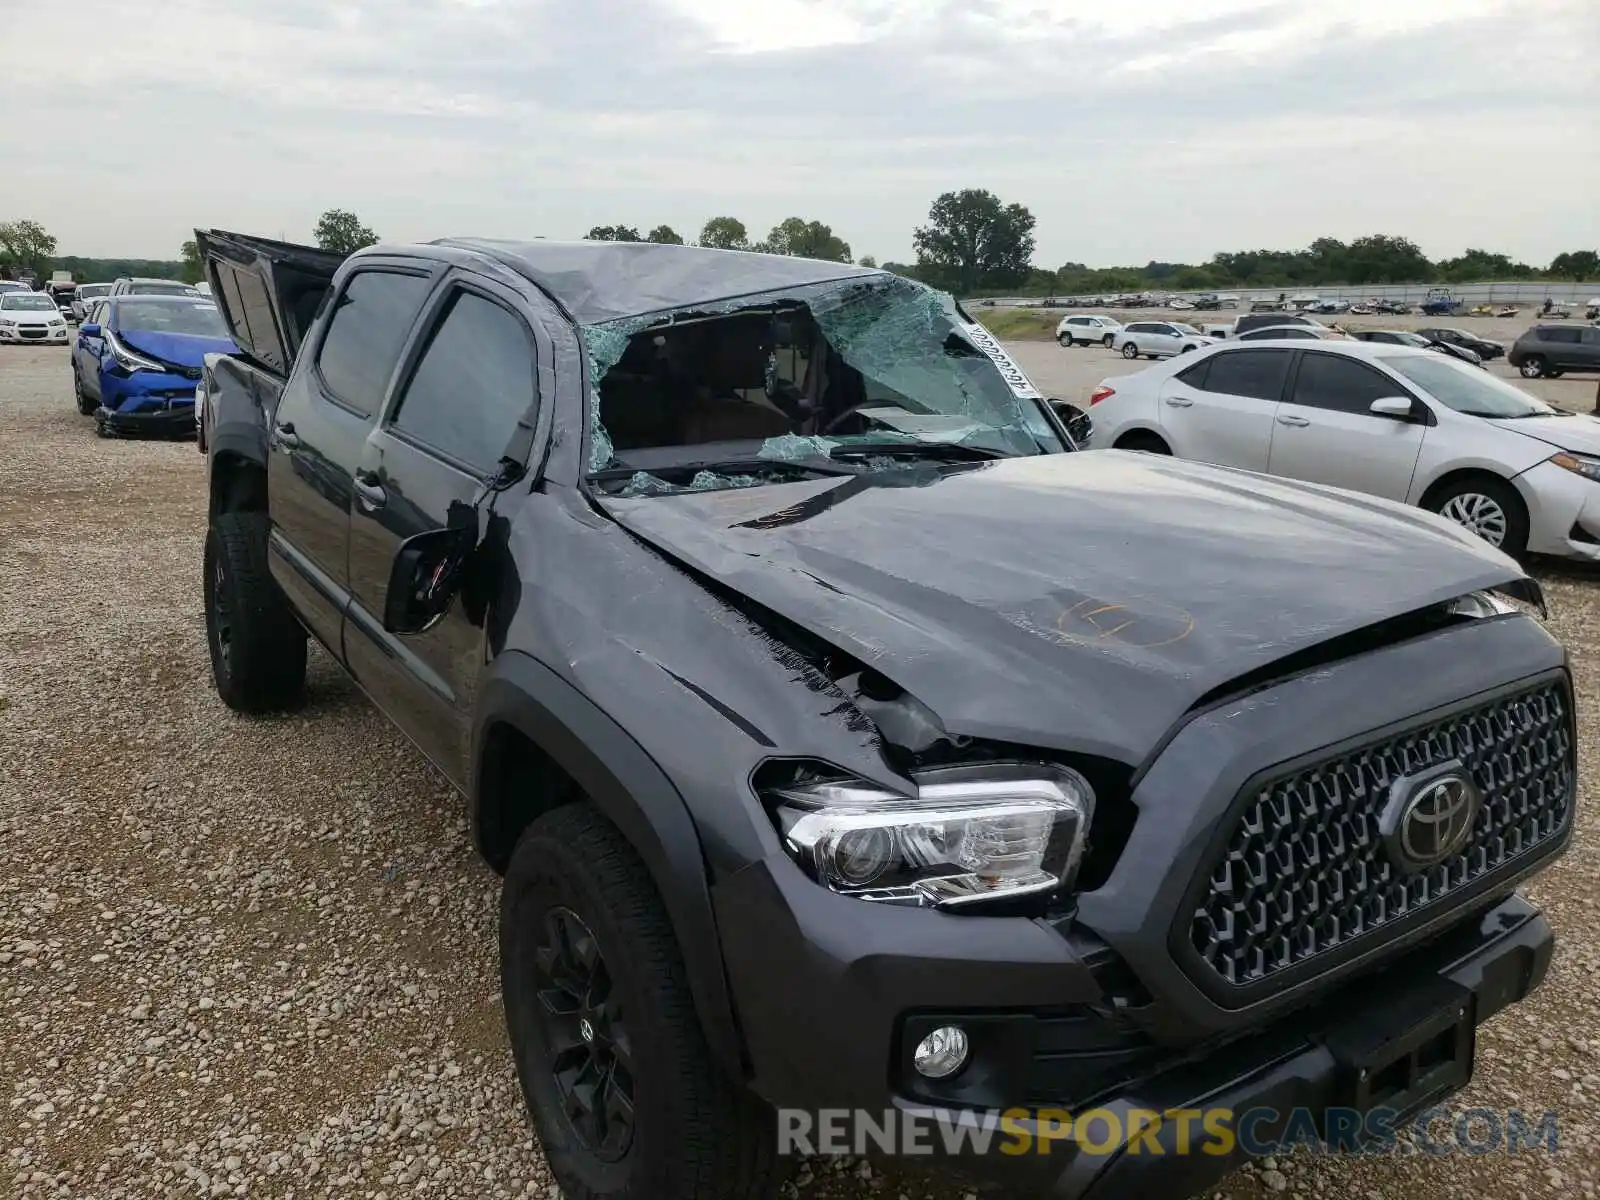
533 907 636 1162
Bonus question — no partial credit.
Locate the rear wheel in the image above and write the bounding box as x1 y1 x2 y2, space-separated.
1121 342 1140 359
1116 431 1171 455
1057 333 1074 347
502 804 784 1200
1519 356 1547 379
1427 476 1529 558
204 511 308 712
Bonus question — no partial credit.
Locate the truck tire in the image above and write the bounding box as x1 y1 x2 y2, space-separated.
203 512 307 712
501 804 784 1200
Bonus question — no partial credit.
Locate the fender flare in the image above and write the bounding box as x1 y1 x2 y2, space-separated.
470 649 745 1076
206 423 269 513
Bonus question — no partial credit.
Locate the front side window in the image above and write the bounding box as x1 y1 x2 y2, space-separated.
1540 327 1581 344
391 291 536 470
1199 349 1291 402
1290 353 1405 415
315 270 433 416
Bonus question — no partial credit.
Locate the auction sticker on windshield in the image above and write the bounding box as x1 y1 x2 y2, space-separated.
961 322 1045 400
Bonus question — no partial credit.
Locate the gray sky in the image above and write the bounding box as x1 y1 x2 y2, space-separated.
8 0 1597 267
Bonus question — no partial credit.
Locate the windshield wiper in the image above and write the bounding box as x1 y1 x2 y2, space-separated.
589 456 858 482
828 441 1010 462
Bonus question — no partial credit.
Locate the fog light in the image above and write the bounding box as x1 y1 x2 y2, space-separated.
913 1026 970 1079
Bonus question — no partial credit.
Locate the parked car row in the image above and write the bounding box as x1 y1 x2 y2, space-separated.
1087 337 1600 561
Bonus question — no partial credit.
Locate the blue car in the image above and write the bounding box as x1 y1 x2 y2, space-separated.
72 295 236 437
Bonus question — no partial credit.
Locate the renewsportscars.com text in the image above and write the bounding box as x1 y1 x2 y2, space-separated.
778 1106 1560 1159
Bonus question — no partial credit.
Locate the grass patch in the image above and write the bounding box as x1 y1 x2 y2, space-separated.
969 306 1061 340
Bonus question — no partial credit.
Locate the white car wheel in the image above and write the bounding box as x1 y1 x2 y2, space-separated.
1121 342 1140 359
1437 492 1508 547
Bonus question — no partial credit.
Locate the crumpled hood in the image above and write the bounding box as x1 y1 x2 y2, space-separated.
600 452 1528 765
117 329 235 367
1502 412 1600 455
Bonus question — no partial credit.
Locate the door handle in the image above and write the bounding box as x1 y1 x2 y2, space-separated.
353 470 387 509
271 421 299 449
1276 414 1310 427
1164 397 1194 407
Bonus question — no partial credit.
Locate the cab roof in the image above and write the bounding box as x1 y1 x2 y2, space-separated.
431 238 883 325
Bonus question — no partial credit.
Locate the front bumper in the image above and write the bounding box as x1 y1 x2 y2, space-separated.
711 615 1571 1198
98 367 200 434
1515 459 1600 561
0 324 69 343
1023 895 1551 1199
97 401 196 435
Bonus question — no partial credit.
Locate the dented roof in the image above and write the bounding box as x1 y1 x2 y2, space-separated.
432 238 882 325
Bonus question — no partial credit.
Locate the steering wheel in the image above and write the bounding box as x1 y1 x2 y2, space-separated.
820 402 880 436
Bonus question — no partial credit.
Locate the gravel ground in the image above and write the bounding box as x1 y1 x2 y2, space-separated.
1 341 1597 1200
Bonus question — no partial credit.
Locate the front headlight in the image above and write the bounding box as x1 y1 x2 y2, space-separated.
1552 452 1600 484
0 319 15 327
769 762 1094 908
106 332 165 373
1446 587 1545 620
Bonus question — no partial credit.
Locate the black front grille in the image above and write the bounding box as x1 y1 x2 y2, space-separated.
1188 681 1573 990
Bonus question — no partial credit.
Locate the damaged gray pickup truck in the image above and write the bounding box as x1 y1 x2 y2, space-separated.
195 229 1575 1200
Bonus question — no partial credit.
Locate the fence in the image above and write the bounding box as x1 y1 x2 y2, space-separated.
976 280 1599 308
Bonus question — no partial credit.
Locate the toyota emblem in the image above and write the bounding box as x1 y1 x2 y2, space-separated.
1379 763 1482 874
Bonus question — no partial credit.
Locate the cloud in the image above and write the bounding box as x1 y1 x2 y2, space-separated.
3 0 1595 267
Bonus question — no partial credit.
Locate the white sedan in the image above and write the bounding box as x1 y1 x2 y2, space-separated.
1111 321 1218 360
0 291 70 344
1086 338 1600 560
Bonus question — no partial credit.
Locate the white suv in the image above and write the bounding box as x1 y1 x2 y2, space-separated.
1112 321 1217 360
1055 314 1123 347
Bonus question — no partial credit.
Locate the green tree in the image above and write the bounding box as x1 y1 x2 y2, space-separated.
857 255 878 268
313 209 379 254
754 217 851 262
1438 248 1517 282
586 224 642 242
697 217 750 251
1341 234 1433 285
1549 250 1600 282
912 189 1036 294
0 219 58 282
179 239 204 285
645 225 684 245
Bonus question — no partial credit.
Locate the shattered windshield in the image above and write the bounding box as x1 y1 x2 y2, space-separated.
581 274 1066 497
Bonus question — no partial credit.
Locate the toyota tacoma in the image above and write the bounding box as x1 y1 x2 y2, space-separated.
195 229 1575 1200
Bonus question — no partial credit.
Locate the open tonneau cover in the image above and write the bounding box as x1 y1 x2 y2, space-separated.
196 229 347 377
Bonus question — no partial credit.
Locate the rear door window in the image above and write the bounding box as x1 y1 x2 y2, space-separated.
389 289 537 471
1540 327 1581 344
1197 349 1292 402
316 270 433 416
1289 353 1404 415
